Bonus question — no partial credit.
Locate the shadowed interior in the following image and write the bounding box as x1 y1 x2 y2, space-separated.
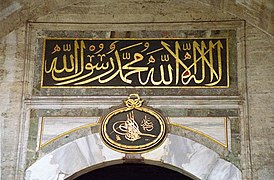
73 163 194 180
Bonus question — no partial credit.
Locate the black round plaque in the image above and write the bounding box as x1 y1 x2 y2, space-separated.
100 94 168 153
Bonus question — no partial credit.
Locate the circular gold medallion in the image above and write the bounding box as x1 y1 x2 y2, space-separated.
100 95 167 153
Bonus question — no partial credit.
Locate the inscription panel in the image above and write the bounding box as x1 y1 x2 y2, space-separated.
42 38 228 88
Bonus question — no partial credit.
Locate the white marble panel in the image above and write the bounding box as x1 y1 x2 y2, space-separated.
170 117 230 147
142 137 170 161
98 135 125 161
25 154 59 180
26 133 124 180
40 117 98 145
207 159 242 180
39 116 231 150
162 134 220 179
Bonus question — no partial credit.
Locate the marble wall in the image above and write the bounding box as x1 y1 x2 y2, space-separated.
38 116 230 151
26 134 241 180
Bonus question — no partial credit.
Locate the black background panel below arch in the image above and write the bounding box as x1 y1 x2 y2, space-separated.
73 163 194 180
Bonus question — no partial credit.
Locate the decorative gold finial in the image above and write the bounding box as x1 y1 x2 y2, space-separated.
124 94 144 109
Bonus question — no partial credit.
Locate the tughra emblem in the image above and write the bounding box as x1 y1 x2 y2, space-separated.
100 94 168 153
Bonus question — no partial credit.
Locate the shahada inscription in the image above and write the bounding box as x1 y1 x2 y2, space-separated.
41 38 228 88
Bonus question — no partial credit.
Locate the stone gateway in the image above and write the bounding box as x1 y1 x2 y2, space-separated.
0 0 273 180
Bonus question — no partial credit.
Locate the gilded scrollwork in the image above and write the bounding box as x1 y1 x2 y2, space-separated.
112 111 156 142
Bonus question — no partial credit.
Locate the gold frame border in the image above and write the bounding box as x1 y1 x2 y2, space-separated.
100 106 168 153
40 37 229 89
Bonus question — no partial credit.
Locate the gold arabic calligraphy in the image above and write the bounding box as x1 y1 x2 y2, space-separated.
43 38 228 87
112 111 156 142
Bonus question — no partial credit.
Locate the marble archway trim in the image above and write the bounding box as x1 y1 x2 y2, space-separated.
25 134 241 180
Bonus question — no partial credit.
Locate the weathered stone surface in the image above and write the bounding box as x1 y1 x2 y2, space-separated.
245 24 274 180
0 27 26 179
0 0 273 38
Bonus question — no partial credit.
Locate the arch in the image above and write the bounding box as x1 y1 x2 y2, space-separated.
66 160 198 180
25 134 241 180
69 162 195 180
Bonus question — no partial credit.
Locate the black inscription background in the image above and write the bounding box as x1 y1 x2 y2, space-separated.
42 38 228 87
104 109 164 149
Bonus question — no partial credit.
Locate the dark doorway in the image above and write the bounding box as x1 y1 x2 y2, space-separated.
73 163 194 180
